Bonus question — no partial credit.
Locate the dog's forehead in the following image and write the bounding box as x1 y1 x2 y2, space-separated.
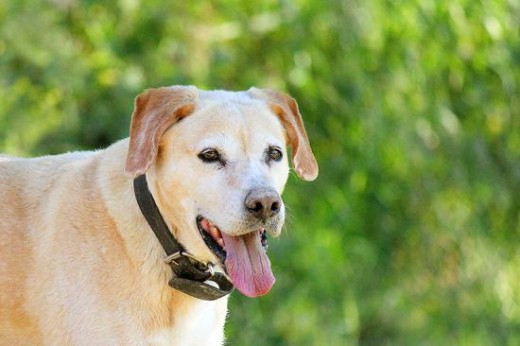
177 90 286 147
197 89 250 103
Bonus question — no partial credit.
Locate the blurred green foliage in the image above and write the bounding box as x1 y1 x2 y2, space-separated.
1 0 519 344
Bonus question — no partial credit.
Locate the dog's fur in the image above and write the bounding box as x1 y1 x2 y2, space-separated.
0 86 318 345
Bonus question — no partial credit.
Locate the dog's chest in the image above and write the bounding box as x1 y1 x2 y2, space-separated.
148 298 228 346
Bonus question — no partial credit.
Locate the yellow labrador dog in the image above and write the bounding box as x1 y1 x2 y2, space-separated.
0 86 318 345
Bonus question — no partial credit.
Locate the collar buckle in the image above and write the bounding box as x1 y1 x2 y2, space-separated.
164 251 216 276
164 250 198 266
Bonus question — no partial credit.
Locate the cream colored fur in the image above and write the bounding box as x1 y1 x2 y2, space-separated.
0 86 318 345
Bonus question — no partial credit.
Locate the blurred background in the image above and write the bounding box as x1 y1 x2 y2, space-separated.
1 0 519 344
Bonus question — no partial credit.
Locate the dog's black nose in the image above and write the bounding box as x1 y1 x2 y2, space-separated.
245 188 282 220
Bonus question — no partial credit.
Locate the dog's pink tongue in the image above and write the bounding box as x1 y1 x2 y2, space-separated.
222 232 275 297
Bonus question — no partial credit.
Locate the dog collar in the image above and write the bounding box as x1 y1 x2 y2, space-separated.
133 174 233 301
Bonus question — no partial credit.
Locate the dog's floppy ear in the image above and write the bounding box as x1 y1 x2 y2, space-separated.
249 88 318 181
125 86 198 177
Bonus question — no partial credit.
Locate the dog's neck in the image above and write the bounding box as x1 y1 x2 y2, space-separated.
94 140 179 290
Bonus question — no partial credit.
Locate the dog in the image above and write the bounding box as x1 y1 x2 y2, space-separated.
0 86 318 345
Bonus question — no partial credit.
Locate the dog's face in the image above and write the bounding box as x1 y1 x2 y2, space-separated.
125 86 318 298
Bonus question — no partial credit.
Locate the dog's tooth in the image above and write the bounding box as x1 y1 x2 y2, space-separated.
210 226 220 238
217 238 225 248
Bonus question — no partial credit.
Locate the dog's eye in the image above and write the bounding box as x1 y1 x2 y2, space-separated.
198 148 223 163
267 147 283 162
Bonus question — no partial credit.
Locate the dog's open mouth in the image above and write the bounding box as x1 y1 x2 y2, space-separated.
196 216 274 297
197 216 228 263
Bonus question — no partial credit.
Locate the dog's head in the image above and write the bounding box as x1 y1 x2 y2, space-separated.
125 86 318 297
